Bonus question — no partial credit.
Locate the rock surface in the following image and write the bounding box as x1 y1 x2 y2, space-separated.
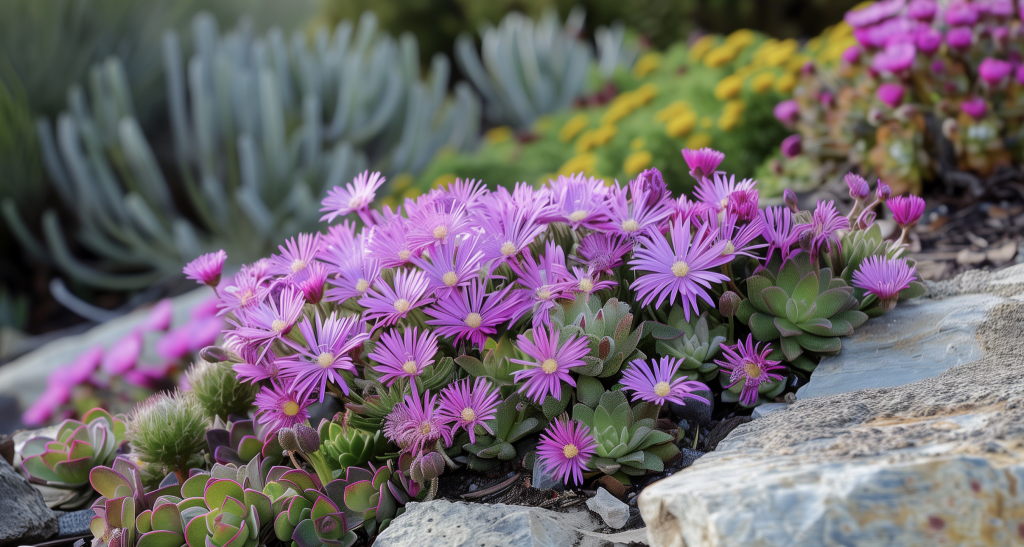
639 264 1024 547
0 456 58 546
586 487 629 529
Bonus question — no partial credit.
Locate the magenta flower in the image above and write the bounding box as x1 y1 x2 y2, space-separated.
946 26 973 49
184 250 227 287
360 269 432 330
853 256 917 308
407 202 472 252
477 207 546 265
961 96 988 119
630 217 731 317
780 134 802 158
233 347 280 385
876 82 905 108
841 45 861 64
507 242 575 327
726 188 759 222
437 378 501 444
424 279 517 350
715 335 786 406
979 58 1012 86
620 357 710 407
1016 65 1024 85
323 245 381 304
761 206 808 265
410 235 484 299
694 172 757 213
141 299 173 332
945 1 978 25
597 178 673 239
22 384 71 427
219 268 269 314
710 210 766 259
270 233 322 278
50 346 103 388
368 327 439 386
440 178 489 208
278 312 369 401
570 266 615 297
681 147 725 181
296 261 329 304
845 173 871 199
320 170 386 222
843 0 904 28
574 232 632 274
232 286 305 348
887 195 926 228
872 42 916 73
254 380 314 435
102 331 142 374
773 100 799 126
366 216 417 268
536 418 597 486
875 180 892 202
383 389 453 455
510 325 590 403
156 327 191 361
908 0 936 20
809 200 850 257
915 26 942 54
553 173 609 228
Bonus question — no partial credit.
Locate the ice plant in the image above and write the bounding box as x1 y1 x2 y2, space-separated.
599 178 673 238
510 325 590 403
321 170 386 223
681 147 725 181
507 242 575 326
694 172 757 213
715 335 786 406
536 418 597 486
411 235 484 299
382 389 452 455
437 378 501 443
183 250 227 287
620 357 710 407
271 232 322 278
368 327 440 386
808 200 850 257
279 313 369 400
360 268 432 330
424 279 517 350
853 256 917 311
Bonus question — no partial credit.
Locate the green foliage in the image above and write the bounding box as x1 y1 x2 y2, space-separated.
127 391 209 481
186 360 259 421
458 392 547 471
321 455 424 537
647 310 727 382
315 421 389 480
549 295 645 378
205 417 284 468
20 408 127 492
453 335 525 397
572 390 678 484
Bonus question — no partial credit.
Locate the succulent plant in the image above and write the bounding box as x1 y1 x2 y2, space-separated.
549 295 645 378
457 392 546 472
647 310 727 382
274 493 357 547
829 223 926 317
453 335 523 397
571 390 678 484
180 477 272 547
128 391 209 485
737 253 869 363
21 408 127 489
205 418 284 467
89 457 183 547
187 360 260 422
316 420 389 476
3 10 480 291
322 455 424 537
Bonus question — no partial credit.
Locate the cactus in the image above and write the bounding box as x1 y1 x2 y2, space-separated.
2 11 480 291
21 408 127 490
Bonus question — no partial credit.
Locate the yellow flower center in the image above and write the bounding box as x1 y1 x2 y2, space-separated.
569 210 588 223
282 401 300 416
419 422 433 435
432 225 448 240
744 361 762 379
272 320 288 332
563 444 579 459
240 290 253 306
500 241 517 256
720 197 729 209
536 288 552 300
291 260 306 273
442 271 459 286
355 279 370 293
317 353 335 367
621 219 640 233
348 197 363 210
541 359 558 374
578 278 594 293
654 382 671 397
464 313 482 328
671 261 690 277
461 408 476 422
398 250 411 261
402 360 418 374
722 241 735 255
393 299 410 313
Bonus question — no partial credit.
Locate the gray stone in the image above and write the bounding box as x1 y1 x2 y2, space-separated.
586 487 629 529
639 265 1024 547
0 456 58 546
751 402 786 418
531 460 564 492
668 389 713 427
57 509 94 538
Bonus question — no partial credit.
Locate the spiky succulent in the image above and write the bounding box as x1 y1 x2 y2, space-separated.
205 418 284 468
571 390 678 484
647 310 727 382
21 408 127 490
315 419 389 477
456 392 546 472
127 391 209 485
321 455 424 537
187 360 260 422
549 296 645 378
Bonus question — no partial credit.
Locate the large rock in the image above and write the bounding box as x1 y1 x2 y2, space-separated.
639 264 1024 547
0 456 58 546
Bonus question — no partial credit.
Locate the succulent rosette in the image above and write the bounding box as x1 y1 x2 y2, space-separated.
22 408 127 489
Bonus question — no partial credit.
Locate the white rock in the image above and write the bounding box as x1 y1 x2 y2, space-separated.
751 402 786 418
586 487 629 529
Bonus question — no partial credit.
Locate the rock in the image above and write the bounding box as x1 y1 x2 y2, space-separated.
751 402 786 418
531 460 564 492
668 389 713 427
956 248 986 265
988 240 1018 264
698 416 750 452
57 509 94 538
587 488 630 529
639 265 1024 547
0 456 58 546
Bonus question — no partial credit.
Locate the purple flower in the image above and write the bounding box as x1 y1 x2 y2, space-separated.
296 261 329 304
406 202 472 252
322 234 381 303
219 265 270 314
570 266 616 297
946 26 973 49
278 312 369 401
630 217 731 317
477 207 546 265
553 173 610 228
574 233 632 274
709 210 766 259
270 233 322 278
620 357 710 407
366 216 416 268
320 170 386 222
536 418 596 486
853 255 917 306
599 178 673 238
887 195 926 228
726 189 760 222
360 269 432 330
842 45 861 64
233 347 280 385
439 178 489 208
780 135 802 158
694 172 757 213
876 82 905 108
183 250 227 287
908 0 937 20
961 96 988 119
232 286 305 349
876 180 892 202
383 389 452 455
979 58 1012 86
156 327 191 361
989 0 1014 18
845 173 871 199
844 0 906 28
638 168 669 209
915 26 942 54
945 1 978 25
674 195 714 225
141 299 173 332
872 42 916 73
714 335 786 406
438 378 501 444
763 208 805 263
510 325 589 403
508 242 575 327
410 235 484 300
102 331 142 374
1016 64 1024 85
773 100 799 126
51 346 103 388
681 147 725 181
809 200 850 257
368 327 439 387
424 279 518 350
254 380 314 435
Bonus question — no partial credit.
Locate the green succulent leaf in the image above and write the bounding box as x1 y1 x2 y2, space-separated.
749 313 781 341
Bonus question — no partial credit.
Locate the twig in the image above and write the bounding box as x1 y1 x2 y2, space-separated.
460 472 522 500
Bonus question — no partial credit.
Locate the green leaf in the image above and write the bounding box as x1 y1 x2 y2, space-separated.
205 479 244 511
736 299 755 324
184 511 209 547
138 531 185 547
796 333 842 354
151 503 183 534
776 258 801 295
833 310 868 330
181 474 208 499
788 354 818 372
454 356 488 378
749 313 780 341
792 271 820 304
541 385 571 419
761 287 790 317
780 337 803 361
89 467 130 499
508 418 541 443
642 451 664 472
898 281 926 301
746 275 774 314
645 321 682 340
812 287 854 319
796 318 834 337
773 317 803 338
572 403 595 426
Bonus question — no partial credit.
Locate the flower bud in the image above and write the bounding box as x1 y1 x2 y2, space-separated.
278 427 300 452
295 424 320 454
780 134 802 158
409 451 446 484
858 211 877 230
845 173 870 200
784 189 799 213
719 292 742 318
875 180 891 202
199 346 231 363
